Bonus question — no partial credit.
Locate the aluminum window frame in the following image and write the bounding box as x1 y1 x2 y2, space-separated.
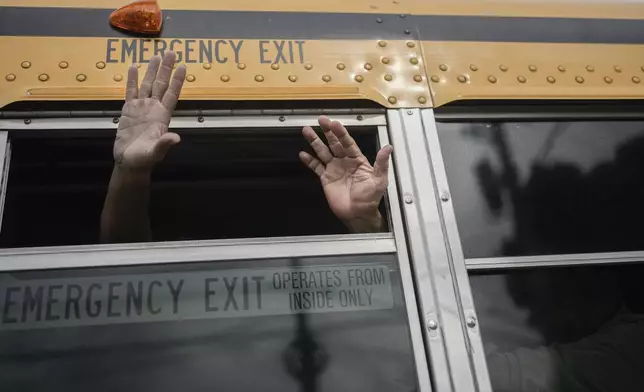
0 112 434 392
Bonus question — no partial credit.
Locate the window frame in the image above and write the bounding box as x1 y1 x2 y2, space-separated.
0 111 434 392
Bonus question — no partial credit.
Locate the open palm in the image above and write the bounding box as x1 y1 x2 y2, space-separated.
300 116 393 228
114 53 186 170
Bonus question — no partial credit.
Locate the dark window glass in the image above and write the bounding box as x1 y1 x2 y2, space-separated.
1 127 384 248
471 262 644 392
0 254 418 391
438 121 644 258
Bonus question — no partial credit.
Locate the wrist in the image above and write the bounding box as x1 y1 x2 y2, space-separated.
112 164 152 183
343 210 386 234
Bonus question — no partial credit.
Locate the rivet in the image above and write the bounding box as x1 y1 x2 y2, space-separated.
271 63 280 70
457 75 467 83
430 75 440 83
517 75 527 83
186 74 196 82
499 64 508 72
439 64 449 72
529 65 537 72
357 115 364 121
406 41 415 48
427 320 438 331
279 116 286 122
633 76 641 84
112 117 119 124
5 74 16 82
488 75 497 83
547 76 556 83
113 74 123 82
384 74 393 81
410 58 419 65
641 66 644 72
604 76 613 84
21 61 31 69
382 57 391 65
614 65 622 73
237 63 247 70
337 63 346 71
255 75 264 82
304 63 313 70
466 317 477 328
59 61 69 69
469 64 478 72
203 63 212 70
364 63 373 70
558 65 566 72
221 75 230 82
354 75 364 83
75 74 86 82
96 61 106 70
198 116 205 123
440 192 450 202
288 75 297 82
378 41 387 48
575 76 584 83
404 195 413 204
24 119 31 125
376 17 383 23
404 29 411 35
399 14 406 18
322 75 332 82
388 96 397 104
418 96 427 104
38 73 49 82
414 75 423 82
586 65 595 72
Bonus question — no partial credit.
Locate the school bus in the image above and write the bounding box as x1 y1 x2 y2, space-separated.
2 0 644 391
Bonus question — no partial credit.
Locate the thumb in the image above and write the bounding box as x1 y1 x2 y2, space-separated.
373 145 393 179
152 132 181 161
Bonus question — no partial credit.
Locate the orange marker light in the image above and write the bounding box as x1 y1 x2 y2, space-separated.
110 0 163 35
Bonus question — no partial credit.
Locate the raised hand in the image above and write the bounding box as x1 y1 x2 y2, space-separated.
300 116 393 233
114 52 186 170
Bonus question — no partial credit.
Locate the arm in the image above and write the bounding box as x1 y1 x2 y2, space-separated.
100 52 186 243
300 116 393 233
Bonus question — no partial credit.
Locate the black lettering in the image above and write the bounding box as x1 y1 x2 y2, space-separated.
64 285 82 320
348 289 358 306
45 285 62 321
2 287 19 324
147 281 162 315
295 41 306 63
253 276 264 309
272 40 287 64
364 268 373 285
294 292 302 309
272 272 282 290
288 40 294 63
302 291 311 309
259 40 271 64
167 279 184 314
185 39 196 63
21 286 44 322
230 40 243 63
242 277 249 310
333 270 342 286
169 39 182 62
292 272 300 289
121 39 137 63
283 272 291 288
214 40 228 64
299 272 308 289
326 290 334 308
339 290 348 307
308 271 318 289
106 39 119 63
374 268 385 285
86 283 102 318
224 277 238 311
364 288 373 305
107 282 122 318
205 278 219 312
153 39 168 57
199 40 213 64
126 281 143 316
139 39 151 63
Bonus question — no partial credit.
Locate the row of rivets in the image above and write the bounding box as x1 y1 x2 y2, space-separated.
431 74 642 84
438 64 638 73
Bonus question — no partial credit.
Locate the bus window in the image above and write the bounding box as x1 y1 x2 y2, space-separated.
438 120 644 258
0 253 418 392
470 262 644 392
0 124 387 248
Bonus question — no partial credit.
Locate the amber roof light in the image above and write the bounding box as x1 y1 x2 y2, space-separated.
109 0 163 35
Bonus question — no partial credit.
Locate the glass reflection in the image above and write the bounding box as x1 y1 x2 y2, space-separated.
439 121 644 258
